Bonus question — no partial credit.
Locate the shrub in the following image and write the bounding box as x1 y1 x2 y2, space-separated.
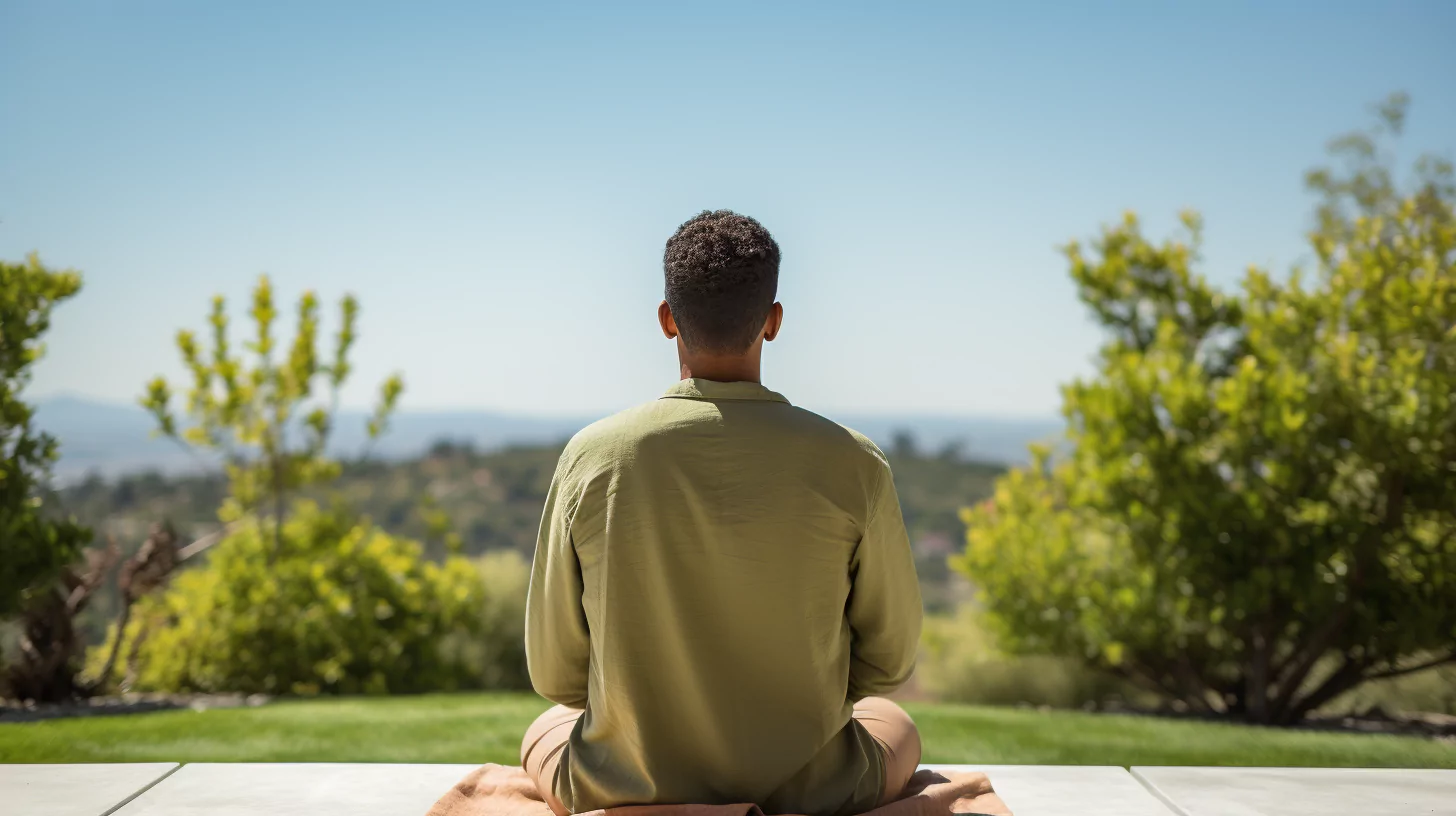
919 605 1134 709
88 501 481 695
440 551 531 690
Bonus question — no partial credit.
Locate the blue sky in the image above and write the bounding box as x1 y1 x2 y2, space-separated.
3 1 1454 419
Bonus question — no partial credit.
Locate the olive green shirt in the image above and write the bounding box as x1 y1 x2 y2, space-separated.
525 379 922 816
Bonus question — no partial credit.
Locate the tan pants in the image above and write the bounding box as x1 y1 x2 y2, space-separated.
521 697 922 816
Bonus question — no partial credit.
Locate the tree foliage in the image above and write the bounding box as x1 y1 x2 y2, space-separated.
0 254 90 620
100 279 527 695
141 275 404 554
957 95 1456 724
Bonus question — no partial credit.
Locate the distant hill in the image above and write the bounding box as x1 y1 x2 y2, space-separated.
34 395 1062 480
34 396 595 480
55 438 1007 632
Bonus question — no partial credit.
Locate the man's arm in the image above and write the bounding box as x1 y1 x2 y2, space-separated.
524 463 590 708
846 463 923 700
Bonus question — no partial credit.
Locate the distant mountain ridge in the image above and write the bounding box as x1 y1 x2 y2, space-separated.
34 395 1062 480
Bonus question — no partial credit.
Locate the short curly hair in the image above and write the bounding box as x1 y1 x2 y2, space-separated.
663 210 781 354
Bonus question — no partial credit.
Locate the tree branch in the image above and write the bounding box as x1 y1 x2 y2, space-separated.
1173 651 1221 714
1271 596 1352 711
1118 658 1189 705
177 522 238 561
1364 651 1456 682
1244 621 1273 722
1280 654 1368 724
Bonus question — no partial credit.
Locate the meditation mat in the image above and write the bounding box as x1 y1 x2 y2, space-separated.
425 765 1010 816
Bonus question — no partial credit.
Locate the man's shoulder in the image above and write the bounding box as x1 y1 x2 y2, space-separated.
559 397 889 476
837 421 891 467
561 401 660 458
782 407 891 470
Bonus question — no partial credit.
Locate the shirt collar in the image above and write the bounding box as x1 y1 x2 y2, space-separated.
661 378 790 404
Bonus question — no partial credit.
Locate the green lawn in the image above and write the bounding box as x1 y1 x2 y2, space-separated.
2 693 1453 767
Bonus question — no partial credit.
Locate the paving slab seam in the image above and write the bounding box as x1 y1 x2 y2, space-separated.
1128 769 1191 816
98 763 182 816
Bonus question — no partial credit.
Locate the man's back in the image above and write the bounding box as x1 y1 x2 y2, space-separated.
525 378 922 816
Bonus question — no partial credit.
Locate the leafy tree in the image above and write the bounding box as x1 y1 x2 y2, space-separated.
99 280 511 695
0 254 89 620
141 276 404 555
957 95 1456 724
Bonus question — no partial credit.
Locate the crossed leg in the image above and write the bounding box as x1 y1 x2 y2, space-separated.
521 698 922 816
853 696 923 807
521 704 580 816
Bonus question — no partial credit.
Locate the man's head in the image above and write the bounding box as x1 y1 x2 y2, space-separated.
662 210 781 354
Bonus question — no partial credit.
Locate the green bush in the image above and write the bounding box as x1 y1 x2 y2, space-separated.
919 605 1137 709
87 501 482 695
440 551 531 690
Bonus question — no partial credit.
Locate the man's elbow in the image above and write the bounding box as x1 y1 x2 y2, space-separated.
525 648 589 708
849 657 917 700
530 677 588 709
537 688 588 708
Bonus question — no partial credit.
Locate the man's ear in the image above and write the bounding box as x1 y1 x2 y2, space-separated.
763 302 784 342
658 300 679 340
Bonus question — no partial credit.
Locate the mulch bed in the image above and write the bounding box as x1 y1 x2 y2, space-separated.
0 692 271 723
5 692 1453 742
1085 700 1456 740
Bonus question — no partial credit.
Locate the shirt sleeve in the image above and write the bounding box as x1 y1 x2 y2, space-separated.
846 462 923 700
524 460 590 707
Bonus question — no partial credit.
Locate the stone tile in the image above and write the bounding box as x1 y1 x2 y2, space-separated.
921 764 1177 816
112 763 478 816
0 763 178 816
1131 766 1456 816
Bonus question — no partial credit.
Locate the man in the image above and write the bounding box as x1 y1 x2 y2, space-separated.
521 210 923 816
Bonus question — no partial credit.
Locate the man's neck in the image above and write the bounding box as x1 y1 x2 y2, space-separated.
677 347 762 384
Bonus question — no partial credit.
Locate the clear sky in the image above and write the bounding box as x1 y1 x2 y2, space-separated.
3 1 1454 419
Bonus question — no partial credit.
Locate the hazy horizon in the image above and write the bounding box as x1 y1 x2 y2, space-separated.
31 388 1063 423
33 392 1065 479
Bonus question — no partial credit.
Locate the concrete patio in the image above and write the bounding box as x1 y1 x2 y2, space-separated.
4 762 1454 816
